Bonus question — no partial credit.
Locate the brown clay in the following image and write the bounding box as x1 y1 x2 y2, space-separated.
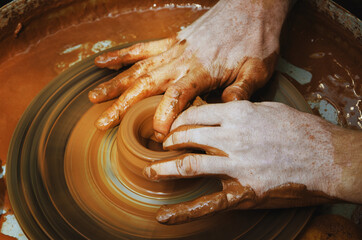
116 95 190 195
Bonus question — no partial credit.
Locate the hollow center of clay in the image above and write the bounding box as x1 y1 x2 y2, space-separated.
137 115 164 152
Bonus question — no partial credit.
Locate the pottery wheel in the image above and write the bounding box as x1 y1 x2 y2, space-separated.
7 42 314 239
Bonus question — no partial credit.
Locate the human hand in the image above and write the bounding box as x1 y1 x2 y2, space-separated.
143 101 347 224
89 0 291 141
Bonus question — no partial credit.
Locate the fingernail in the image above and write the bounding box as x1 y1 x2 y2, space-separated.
143 166 157 179
222 92 240 102
156 206 174 224
163 136 172 148
88 91 99 103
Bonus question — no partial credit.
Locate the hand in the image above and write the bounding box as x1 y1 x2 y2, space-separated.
143 101 360 224
89 0 291 141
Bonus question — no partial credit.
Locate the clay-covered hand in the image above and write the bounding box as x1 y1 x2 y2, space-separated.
143 101 353 224
88 0 291 141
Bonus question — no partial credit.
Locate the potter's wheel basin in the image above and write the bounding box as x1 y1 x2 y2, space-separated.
6 42 314 239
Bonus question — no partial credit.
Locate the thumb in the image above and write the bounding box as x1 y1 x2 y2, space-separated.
222 56 276 102
156 191 230 224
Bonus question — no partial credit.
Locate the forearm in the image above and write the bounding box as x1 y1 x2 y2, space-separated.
333 127 362 203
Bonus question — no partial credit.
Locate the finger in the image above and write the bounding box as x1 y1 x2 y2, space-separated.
170 104 226 132
89 44 183 103
153 68 212 141
88 65 144 104
222 57 273 102
143 154 230 180
163 125 226 155
156 179 256 224
95 37 177 70
156 191 229 224
95 58 189 130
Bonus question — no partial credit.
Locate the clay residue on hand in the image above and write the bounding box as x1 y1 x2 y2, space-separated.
155 179 338 225
155 179 255 224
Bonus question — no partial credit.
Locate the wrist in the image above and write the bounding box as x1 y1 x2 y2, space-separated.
332 127 362 203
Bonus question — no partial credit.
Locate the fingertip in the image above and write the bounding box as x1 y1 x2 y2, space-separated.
94 54 108 68
95 112 118 131
221 86 248 102
143 165 158 180
153 102 178 142
154 131 166 142
156 206 174 224
156 205 185 225
221 92 241 102
95 118 109 131
152 94 179 142
88 90 100 103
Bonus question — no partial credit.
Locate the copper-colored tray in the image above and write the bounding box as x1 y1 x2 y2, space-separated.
7 43 314 239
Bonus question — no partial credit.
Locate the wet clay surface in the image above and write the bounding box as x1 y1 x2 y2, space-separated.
0 0 361 238
62 95 230 238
